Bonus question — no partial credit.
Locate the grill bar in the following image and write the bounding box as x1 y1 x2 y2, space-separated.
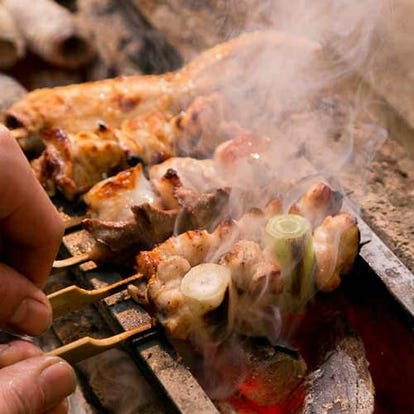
358 217 414 319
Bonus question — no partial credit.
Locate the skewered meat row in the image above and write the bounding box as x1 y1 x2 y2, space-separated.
32 92 241 200
78 121 343 268
84 179 342 268
131 200 359 342
5 30 321 139
5 30 325 201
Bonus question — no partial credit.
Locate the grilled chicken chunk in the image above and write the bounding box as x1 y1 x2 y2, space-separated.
313 213 360 291
289 181 343 228
84 164 156 221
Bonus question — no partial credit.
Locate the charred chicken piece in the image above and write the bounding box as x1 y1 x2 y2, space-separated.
136 221 238 280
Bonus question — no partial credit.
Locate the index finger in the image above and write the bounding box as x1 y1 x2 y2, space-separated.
0 125 64 288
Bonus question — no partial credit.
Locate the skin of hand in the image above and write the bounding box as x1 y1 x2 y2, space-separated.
0 125 76 413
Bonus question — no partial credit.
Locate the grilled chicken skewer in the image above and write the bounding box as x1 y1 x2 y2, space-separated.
32 92 241 200
131 206 359 343
4 30 320 140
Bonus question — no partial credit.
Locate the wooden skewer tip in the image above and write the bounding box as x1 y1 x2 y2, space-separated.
53 251 91 268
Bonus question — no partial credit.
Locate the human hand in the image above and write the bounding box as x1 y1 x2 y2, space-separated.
0 125 76 413
0 339 76 414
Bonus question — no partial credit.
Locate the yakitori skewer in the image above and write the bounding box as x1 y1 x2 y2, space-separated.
48 273 144 318
52 252 92 269
47 322 154 364
52 173 343 270
5 30 320 139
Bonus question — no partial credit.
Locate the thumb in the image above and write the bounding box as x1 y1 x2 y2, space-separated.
0 355 76 414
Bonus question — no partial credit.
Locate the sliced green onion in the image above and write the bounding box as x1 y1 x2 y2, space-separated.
265 214 316 311
180 263 231 316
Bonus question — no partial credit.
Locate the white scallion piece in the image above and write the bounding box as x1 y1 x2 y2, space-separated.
180 263 231 316
265 214 316 311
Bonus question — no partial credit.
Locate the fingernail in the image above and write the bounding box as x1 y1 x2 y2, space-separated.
40 358 76 410
9 297 52 335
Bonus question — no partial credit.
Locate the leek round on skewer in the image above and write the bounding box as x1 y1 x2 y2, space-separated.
180 263 231 317
265 214 316 311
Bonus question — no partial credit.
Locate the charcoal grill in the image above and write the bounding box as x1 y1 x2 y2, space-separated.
3 2 409 412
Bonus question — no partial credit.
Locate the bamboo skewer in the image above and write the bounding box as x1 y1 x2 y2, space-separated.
48 273 144 318
47 322 154 364
53 252 91 269
8 127 27 139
